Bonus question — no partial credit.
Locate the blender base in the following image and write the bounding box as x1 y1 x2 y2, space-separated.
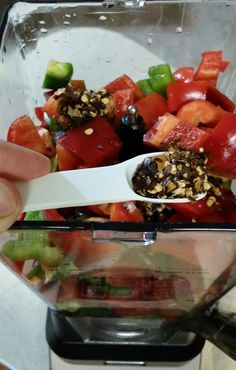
50 350 202 370
46 309 205 366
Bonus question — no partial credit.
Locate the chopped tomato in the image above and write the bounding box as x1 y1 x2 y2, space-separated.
135 92 168 130
58 117 122 167
203 112 236 178
68 79 86 90
104 74 144 101
206 85 235 113
173 67 194 83
43 94 60 120
143 113 180 149
143 112 209 150
167 80 207 112
34 107 45 122
7 115 47 154
87 204 111 217
42 209 65 221
176 100 223 127
194 50 229 86
56 143 84 171
163 121 211 150
110 202 144 222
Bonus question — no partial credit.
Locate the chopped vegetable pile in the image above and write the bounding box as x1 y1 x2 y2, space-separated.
2 50 236 318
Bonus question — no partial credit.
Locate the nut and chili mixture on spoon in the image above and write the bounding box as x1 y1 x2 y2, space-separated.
132 148 222 201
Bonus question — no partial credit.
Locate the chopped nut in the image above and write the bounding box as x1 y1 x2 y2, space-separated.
154 183 163 192
207 196 216 207
84 128 94 135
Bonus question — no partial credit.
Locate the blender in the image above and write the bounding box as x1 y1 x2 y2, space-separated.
0 1 236 369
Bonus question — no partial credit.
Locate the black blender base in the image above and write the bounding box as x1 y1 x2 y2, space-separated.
46 309 205 363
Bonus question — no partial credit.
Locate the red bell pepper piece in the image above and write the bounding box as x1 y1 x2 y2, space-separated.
194 51 229 86
167 81 207 112
176 100 223 127
113 88 134 124
110 202 144 222
206 85 235 113
168 198 218 219
56 143 83 171
104 74 144 101
173 67 195 83
134 92 168 130
203 112 236 178
7 115 47 155
58 116 122 167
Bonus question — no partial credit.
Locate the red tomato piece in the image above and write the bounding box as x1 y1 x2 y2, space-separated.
56 143 83 171
110 202 144 222
176 100 223 127
58 117 122 167
203 112 236 177
143 113 180 149
135 92 168 130
167 81 207 112
113 88 134 124
7 115 47 154
104 74 144 101
34 107 45 122
86 204 111 217
164 121 211 150
43 94 60 120
173 67 195 83
68 79 86 90
42 209 65 221
194 51 229 86
206 85 235 113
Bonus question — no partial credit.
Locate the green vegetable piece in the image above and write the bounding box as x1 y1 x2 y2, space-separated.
89 277 133 296
50 156 57 173
42 59 73 90
27 263 45 280
44 113 63 132
3 240 62 267
137 79 153 95
51 256 79 282
148 63 174 97
24 211 43 221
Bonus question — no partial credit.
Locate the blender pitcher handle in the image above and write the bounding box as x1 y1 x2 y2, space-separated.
195 308 236 361
163 308 236 361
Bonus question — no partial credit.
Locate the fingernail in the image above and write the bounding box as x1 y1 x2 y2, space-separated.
0 182 17 217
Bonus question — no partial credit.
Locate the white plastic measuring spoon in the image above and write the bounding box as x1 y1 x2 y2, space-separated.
14 151 206 212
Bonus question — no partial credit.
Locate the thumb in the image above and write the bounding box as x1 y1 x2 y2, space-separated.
0 178 22 234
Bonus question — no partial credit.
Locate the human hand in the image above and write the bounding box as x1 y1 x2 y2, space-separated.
0 140 51 233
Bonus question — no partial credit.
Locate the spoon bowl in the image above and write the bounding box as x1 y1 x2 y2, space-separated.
15 151 207 213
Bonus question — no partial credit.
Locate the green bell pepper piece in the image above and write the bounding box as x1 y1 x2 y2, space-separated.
3 240 62 267
89 277 133 296
42 59 73 89
148 63 174 97
137 79 153 95
24 211 44 221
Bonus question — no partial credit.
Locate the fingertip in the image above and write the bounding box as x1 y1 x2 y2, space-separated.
0 178 22 234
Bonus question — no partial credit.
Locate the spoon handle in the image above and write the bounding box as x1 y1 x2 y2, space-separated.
14 163 135 212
